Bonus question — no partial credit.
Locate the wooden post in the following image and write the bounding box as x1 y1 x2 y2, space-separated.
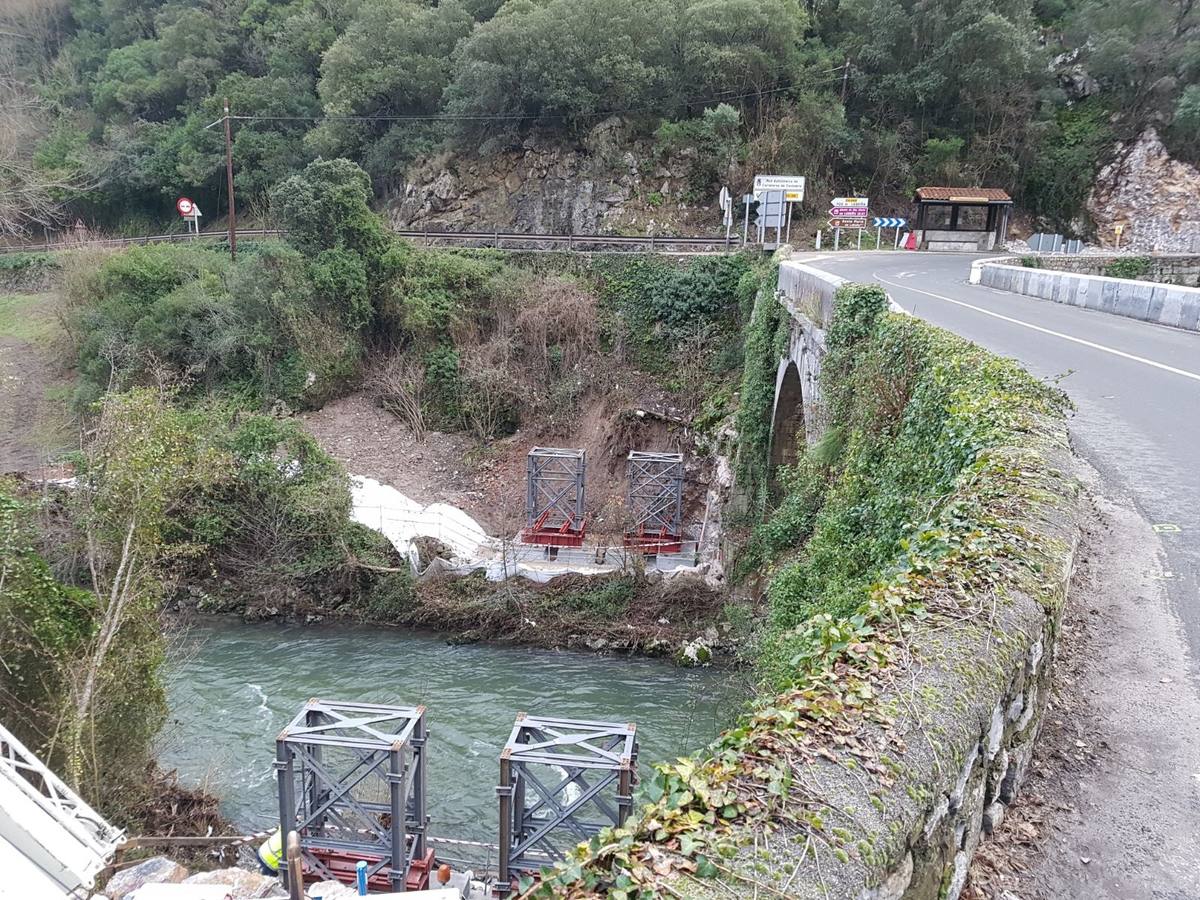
286 831 303 900
223 98 237 263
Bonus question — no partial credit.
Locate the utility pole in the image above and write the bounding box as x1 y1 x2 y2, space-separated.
841 59 851 102
223 97 237 263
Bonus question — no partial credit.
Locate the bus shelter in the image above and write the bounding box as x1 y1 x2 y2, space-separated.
912 187 1013 251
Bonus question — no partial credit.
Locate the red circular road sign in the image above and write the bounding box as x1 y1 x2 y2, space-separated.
176 197 195 217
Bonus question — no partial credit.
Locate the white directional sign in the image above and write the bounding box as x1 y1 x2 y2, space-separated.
828 196 869 232
718 186 731 212
754 175 806 202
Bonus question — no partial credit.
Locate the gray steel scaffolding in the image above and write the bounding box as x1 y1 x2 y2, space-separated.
625 451 684 551
496 714 638 892
275 700 428 893
522 447 586 546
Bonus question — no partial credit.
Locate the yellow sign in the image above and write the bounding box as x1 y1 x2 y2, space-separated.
948 196 990 203
783 190 804 202
1114 223 1125 235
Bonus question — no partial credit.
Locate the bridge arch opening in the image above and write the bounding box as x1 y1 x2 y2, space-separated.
769 360 805 473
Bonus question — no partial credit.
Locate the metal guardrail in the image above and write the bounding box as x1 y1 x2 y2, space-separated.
0 228 735 255
0 229 285 253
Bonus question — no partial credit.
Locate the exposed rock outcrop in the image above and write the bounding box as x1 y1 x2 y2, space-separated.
1088 129 1200 252
388 118 715 235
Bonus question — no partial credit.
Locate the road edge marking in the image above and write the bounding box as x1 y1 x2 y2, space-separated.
874 274 1200 384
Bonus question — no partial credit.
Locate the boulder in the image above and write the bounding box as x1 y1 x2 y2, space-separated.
104 857 188 899
308 881 357 899
182 867 285 898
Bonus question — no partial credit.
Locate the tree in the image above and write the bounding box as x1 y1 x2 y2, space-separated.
271 157 387 256
0 79 94 238
308 0 471 179
677 0 807 117
828 0 1048 188
444 0 676 146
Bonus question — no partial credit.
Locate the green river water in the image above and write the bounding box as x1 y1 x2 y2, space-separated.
162 620 743 846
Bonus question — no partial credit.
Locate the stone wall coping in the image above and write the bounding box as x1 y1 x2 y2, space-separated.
970 256 1200 293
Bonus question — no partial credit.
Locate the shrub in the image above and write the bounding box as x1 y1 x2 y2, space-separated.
310 247 371 330
599 254 752 372
0 251 60 273
1103 256 1152 280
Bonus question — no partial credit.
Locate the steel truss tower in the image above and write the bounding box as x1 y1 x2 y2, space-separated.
623 450 684 554
275 700 432 893
521 447 586 547
496 714 638 892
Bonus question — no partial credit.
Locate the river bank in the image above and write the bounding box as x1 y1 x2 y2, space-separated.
173 566 747 661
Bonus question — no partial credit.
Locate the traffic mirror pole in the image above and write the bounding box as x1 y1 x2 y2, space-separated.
223 98 237 263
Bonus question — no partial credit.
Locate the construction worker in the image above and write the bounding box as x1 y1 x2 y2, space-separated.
257 828 283 875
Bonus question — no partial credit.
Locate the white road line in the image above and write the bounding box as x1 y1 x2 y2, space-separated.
873 273 1200 384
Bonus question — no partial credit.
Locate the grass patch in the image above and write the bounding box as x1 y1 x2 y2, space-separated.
0 293 62 343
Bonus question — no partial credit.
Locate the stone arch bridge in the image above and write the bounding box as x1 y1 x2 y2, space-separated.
768 260 903 471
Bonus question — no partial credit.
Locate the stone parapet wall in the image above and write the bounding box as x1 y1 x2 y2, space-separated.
695 262 1081 900
1022 254 1200 287
971 257 1200 331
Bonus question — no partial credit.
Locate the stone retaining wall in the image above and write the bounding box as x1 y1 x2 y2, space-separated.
971 257 1200 331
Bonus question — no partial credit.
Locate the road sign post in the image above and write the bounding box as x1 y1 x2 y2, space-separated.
871 217 907 251
176 197 202 235
753 175 806 200
719 186 733 241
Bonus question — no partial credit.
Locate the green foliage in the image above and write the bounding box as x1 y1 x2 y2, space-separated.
1024 101 1114 232
754 286 1066 686
8 0 1197 233
310 248 371 330
422 344 464 427
560 577 636 617
0 486 97 753
732 264 785 509
0 252 61 273
655 104 744 192
270 158 388 260
1103 255 1152 280
310 0 472 180
598 254 752 371
1171 85 1200 154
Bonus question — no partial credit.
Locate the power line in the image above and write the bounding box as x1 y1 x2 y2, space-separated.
202 71 849 130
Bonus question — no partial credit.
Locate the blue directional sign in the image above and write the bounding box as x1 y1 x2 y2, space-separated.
872 217 907 228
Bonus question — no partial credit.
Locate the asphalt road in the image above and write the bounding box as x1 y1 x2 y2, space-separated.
800 250 1200 675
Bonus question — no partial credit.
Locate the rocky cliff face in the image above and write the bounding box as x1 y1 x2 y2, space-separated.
387 118 719 235
1088 129 1200 253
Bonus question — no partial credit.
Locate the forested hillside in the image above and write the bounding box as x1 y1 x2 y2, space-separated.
1 0 1197 237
